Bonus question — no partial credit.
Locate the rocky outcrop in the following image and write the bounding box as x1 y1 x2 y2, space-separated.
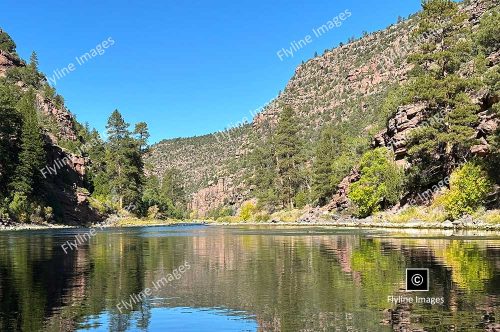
324 168 360 212
36 93 79 142
0 49 23 76
189 177 246 216
373 102 430 160
40 140 102 225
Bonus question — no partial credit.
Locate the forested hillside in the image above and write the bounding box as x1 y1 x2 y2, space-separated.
146 0 499 221
0 30 187 224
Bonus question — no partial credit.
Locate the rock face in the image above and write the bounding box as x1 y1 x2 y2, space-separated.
145 126 251 199
373 102 430 160
325 3 499 213
0 49 23 76
36 93 79 141
325 168 360 212
189 178 246 216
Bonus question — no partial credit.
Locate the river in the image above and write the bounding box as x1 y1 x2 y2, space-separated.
0 225 499 331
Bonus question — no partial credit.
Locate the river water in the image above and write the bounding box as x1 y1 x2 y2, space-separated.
0 225 499 331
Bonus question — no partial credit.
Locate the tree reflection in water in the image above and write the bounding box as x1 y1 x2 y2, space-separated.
0 226 498 331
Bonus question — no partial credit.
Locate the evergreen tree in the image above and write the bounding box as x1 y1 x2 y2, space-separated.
134 122 150 152
0 81 22 195
312 125 337 205
405 0 479 189
274 106 303 208
141 169 186 218
29 51 38 71
105 110 143 209
106 109 129 141
475 9 500 55
160 168 185 204
81 127 108 195
248 134 279 209
10 89 46 196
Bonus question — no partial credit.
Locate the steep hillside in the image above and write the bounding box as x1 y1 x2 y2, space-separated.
0 31 102 224
146 0 497 216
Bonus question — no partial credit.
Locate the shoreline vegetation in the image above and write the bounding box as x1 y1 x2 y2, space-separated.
2 207 499 231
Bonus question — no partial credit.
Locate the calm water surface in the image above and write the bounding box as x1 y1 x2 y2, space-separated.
0 225 499 331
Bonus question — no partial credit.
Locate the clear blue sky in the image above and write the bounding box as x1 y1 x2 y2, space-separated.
1 0 421 143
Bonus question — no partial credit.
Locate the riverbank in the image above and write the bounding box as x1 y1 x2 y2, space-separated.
0 221 76 231
208 219 500 231
2 215 500 232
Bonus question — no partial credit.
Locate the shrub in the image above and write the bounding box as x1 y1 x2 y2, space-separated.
270 209 303 222
239 201 257 221
435 162 493 220
30 205 44 224
189 210 198 220
253 212 271 222
147 205 160 219
348 148 405 217
206 206 234 220
293 191 309 209
8 193 29 222
89 195 115 214
216 215 240 223
43 206 54 222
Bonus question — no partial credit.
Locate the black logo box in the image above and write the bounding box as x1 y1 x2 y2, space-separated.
406 268 429 291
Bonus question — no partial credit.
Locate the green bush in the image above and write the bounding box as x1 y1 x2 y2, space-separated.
147 205 160 219
8 193 29 222
293 191 309 209
475 9 500 54
436 162 493 220
348 148 404 217
206 206 234 220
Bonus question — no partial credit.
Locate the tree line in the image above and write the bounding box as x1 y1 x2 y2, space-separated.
0 30 187 223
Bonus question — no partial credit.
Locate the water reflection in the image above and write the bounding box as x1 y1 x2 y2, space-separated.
0 226 498 331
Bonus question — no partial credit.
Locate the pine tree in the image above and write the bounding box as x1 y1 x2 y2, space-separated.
134 122 150 152
405 0 479 189
274 106 303 208
82 127 107 195
29 51 38 71
106 109 129 141
312 125 340 205
248 134 279 209
474 9 499 55
0 82 22 194
160 168 185 204
105 110 144 209
10 89 46 195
